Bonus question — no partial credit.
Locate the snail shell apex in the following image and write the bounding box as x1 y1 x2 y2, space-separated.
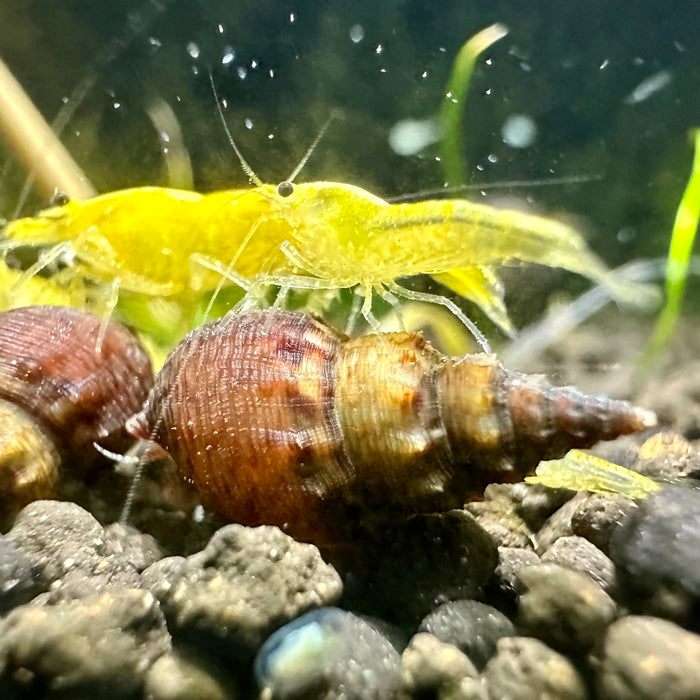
135 311 655 546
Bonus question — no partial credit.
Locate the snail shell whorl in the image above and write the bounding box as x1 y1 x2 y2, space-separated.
0 401 59 505
0 306 153 452
143 311 655 545
145 312 351 544
0 305 154 511
438 357 654 483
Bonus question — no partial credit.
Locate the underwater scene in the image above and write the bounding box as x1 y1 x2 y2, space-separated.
0 1 699 698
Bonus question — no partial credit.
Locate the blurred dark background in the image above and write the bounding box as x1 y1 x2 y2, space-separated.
1 0 698 326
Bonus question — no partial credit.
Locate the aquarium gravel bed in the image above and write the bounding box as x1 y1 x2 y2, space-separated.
0 324 698 700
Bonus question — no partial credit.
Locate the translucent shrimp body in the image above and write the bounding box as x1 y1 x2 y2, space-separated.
2 177 654 348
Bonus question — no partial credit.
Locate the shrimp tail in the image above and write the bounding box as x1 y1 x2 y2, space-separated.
433 265 515 336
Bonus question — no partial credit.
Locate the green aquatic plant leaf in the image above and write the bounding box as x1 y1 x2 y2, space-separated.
641 128 700 365
440 23 508 187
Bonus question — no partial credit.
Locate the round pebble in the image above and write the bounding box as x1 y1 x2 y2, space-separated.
571 492 635 554
610 486 700 622
419 600 515 670
399 633 485 700
541 535 617 593
148 524 343 663
595 615 700 699
483 636 586 700
254 607 401 699
517 563 617 653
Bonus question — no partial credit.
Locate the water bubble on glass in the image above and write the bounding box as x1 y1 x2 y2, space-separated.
388 118 440 156
349 24 364 43
186 42 200 59
617 227 636 243
624 70 672 104
502 114 537 149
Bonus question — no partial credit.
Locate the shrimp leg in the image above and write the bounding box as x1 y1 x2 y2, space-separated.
386 281 491 353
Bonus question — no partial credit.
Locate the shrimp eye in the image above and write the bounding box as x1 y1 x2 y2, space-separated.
50 190 71 206
277 181 294 197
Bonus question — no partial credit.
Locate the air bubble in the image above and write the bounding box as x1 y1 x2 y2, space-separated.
501 114 537 149
349 25 364 43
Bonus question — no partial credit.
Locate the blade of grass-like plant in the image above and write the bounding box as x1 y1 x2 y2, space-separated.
440 24 508 187
640 128 700 367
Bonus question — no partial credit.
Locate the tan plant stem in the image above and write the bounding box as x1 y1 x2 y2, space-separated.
0 55 95 201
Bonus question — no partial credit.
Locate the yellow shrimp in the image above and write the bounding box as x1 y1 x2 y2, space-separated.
0 263 87 311
2 173 656 350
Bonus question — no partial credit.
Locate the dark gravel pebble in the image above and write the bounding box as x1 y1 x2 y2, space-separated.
594 615 700 699
254 607 401 699
516 484 578 531
344 511 498 624
517 563 617 654
486 547 541 610
0 588 170 699
464 497 533 548
398 633 485 700
6 500 141 600
6 500 112 584
610 486 700 624
571 492 636 555
104 522 164 572
0 534 43 613
534 492 587 554
633 432 700 482
419 600 515 670
541 535 617 594
482 636 587 700
147 523 343 664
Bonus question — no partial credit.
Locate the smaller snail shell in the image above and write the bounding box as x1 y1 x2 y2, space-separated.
0 401 59 504
0 305 154 510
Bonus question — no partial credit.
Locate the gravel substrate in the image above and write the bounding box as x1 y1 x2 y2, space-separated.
0 431 698 698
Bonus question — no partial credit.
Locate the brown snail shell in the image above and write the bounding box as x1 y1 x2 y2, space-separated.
130 310 656 546
0 305 154 510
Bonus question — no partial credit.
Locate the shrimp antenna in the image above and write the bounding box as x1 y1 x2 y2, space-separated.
208 71 262 187
388 174 603 203
286 112 337 184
